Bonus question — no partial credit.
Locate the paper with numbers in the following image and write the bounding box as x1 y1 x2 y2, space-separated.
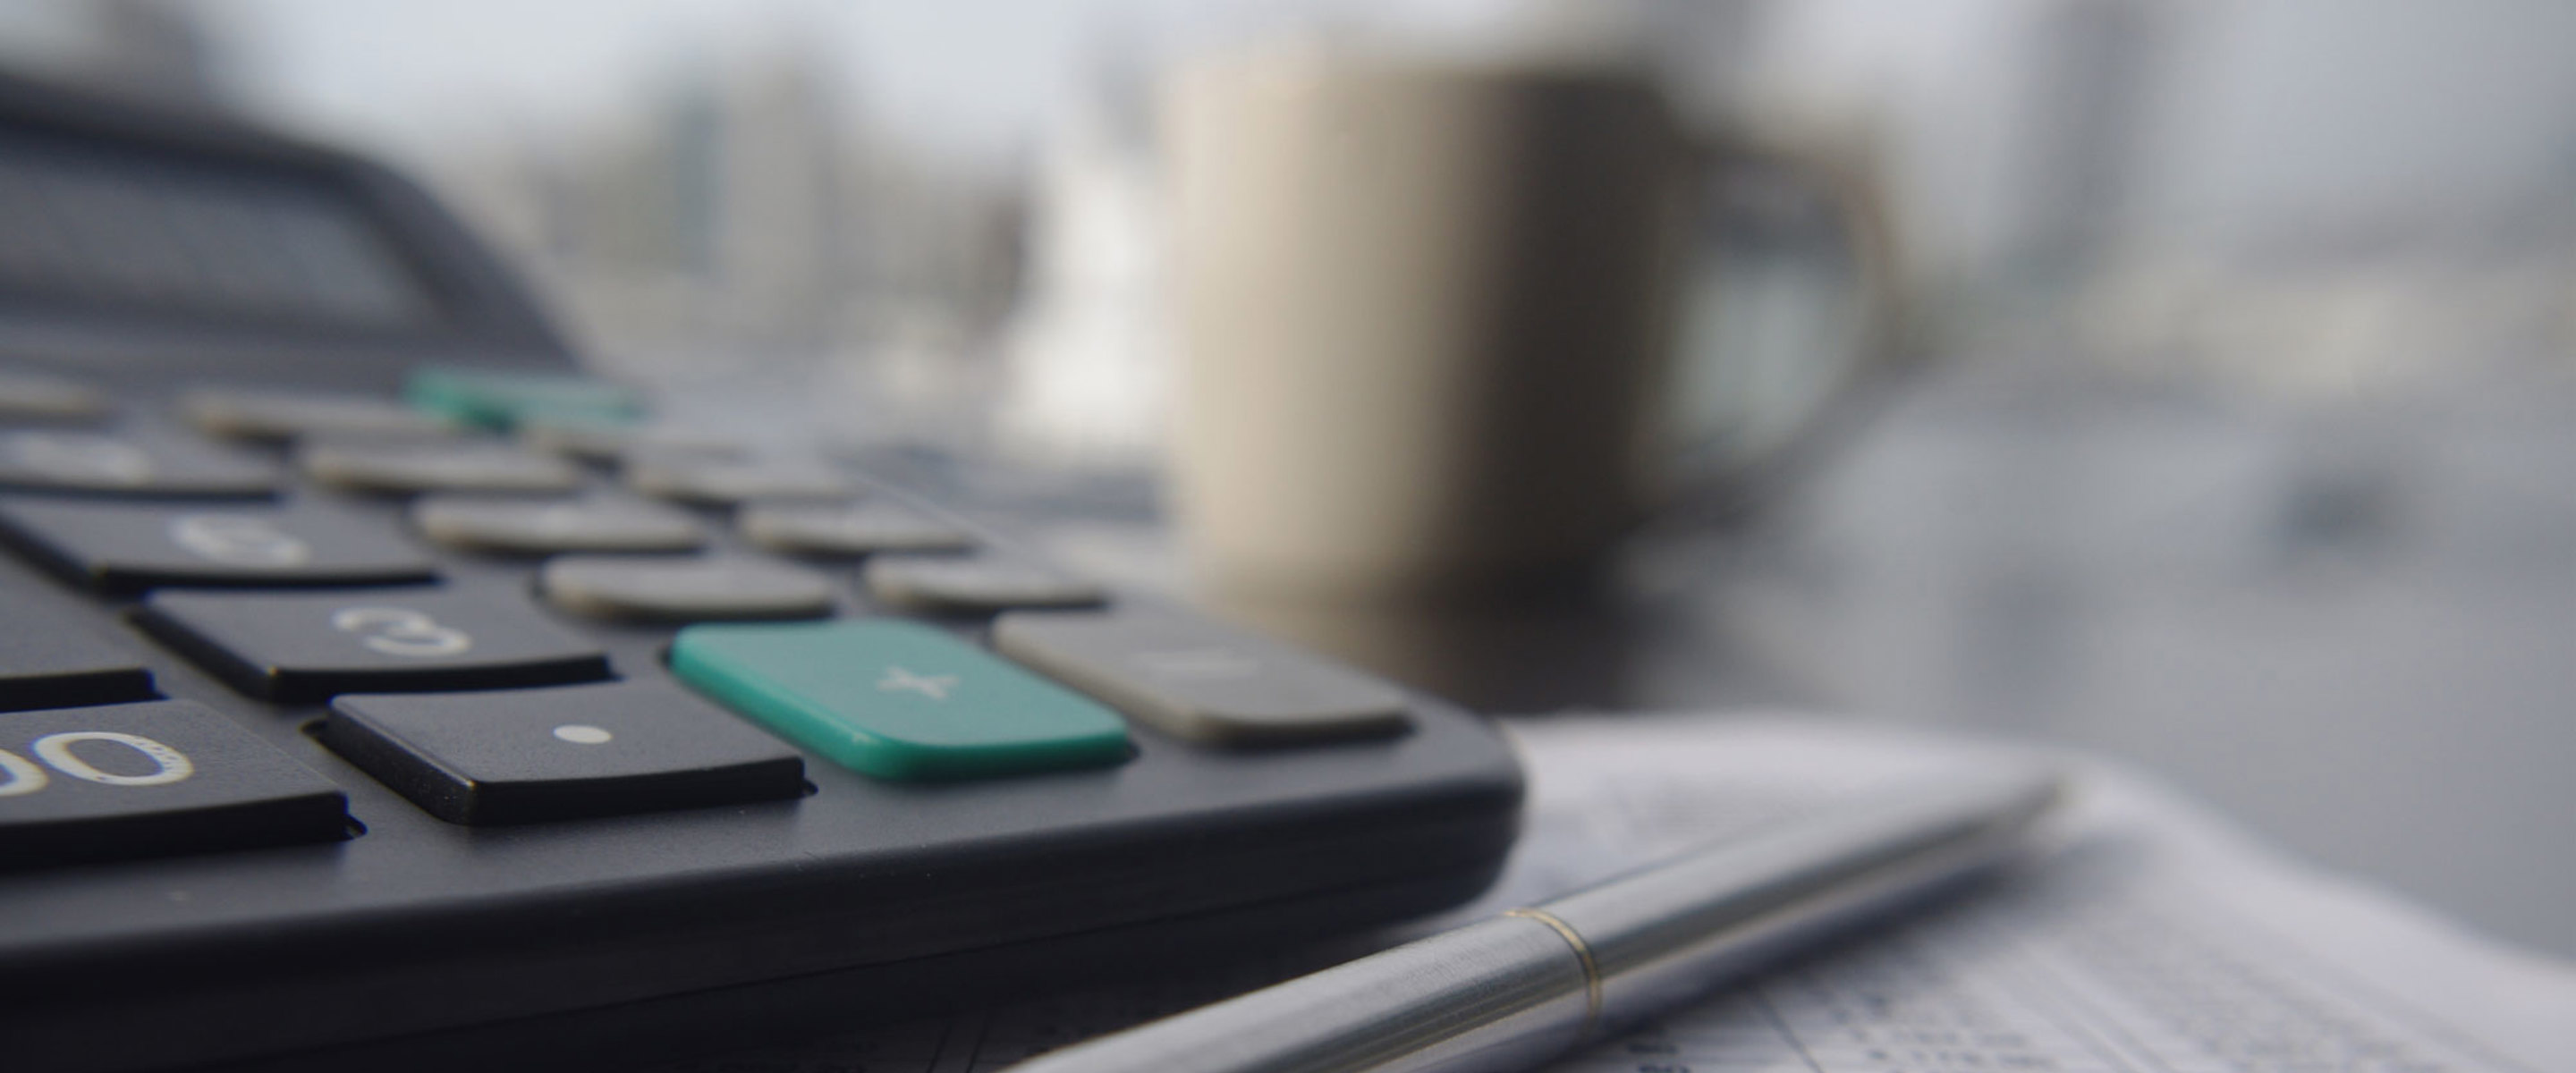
654 715 2575 1073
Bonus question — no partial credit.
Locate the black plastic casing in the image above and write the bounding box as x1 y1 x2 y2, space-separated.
0 73 1524 1072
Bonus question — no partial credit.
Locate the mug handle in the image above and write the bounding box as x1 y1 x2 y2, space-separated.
1658 124 1914 521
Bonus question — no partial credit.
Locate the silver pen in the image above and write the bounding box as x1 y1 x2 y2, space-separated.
1007 765 2063 1073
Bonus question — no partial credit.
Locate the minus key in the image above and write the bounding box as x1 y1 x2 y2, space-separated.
992 609 1412 748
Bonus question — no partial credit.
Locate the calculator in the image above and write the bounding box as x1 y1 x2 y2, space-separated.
0 72 1522 1072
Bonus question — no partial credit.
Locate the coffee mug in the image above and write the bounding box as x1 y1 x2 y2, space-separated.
1163 48 1900 609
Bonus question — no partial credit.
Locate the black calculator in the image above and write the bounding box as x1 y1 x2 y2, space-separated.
0 73 1522 1072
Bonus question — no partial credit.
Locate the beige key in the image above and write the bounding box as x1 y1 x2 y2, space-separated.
302 442 584 496
739 501 976 556
540 555 836 622
411 496 708 554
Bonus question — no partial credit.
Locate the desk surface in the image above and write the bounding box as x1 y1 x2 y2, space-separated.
1640 374 2574 960
985 371 2575 962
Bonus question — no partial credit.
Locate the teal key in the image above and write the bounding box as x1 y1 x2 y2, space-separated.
669 620 1131 781
403 367 648 431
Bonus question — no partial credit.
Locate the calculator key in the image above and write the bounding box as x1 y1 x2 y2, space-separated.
322 682 805 825
519 418 746 468
403 367 648 431
671 619 1130 781
301 441 585 496
134 588 610 703
0 700 349 866
0 499 437 594
740 501 977 557
412 495 707 555
0 430 277 499
0 605 156 713
863 555 1106 614
993 610 1412 747
626 456 854 506
0 370 110 424
538 555 835 622
182 388 457 444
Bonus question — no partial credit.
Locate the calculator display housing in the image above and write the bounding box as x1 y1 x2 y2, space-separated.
0 72 575 394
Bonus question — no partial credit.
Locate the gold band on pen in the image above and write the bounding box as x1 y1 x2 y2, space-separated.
1503 908 1603 1038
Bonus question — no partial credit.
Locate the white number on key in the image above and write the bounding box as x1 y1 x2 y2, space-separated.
0 731 197 794
32 731 195 786
330 606 473 658
0 748 47 797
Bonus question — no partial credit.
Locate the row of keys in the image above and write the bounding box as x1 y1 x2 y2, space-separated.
669 612 1411 770
0 687 811 861
174 384 744 476
4 605 1407 862
13 378 730 480
0 372 891 511
10 545 1385 740
423 498 978 557
0 496 1097 617
0 429 277 498
3 368 648 436
0 494 972 570
0 497 1056 613
297 441 866 506
50 579 1399 756
0 428 875 509
0 368 1417 864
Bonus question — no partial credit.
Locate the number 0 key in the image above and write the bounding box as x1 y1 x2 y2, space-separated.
0 701 349 866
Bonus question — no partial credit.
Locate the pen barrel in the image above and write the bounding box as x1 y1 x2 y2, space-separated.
1546 769 2057 1029
1014 915 1596 1073
1009 768 2058 1073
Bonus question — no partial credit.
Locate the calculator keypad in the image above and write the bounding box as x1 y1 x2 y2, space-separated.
322 682 805 825
135 588 611 702
0 700 349 866
1 367 1428 828
0 498 438 593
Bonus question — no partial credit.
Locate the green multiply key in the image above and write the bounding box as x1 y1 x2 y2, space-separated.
402 367 647 431
669 620 1131 781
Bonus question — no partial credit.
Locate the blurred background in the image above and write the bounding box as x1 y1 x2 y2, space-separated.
1 0 2567 955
